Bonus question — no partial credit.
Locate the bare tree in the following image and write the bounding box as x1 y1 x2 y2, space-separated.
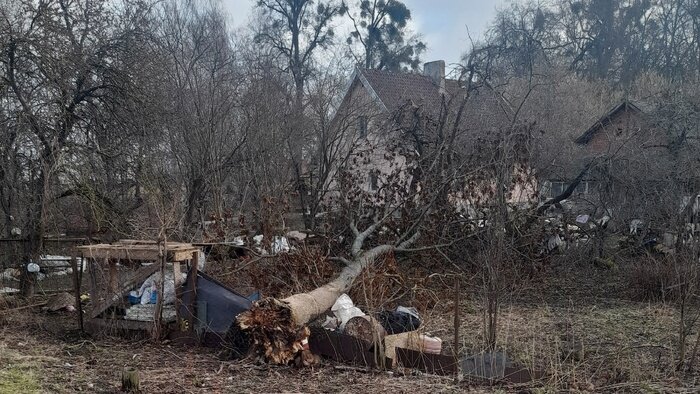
0 0 149 258
155 0 246 229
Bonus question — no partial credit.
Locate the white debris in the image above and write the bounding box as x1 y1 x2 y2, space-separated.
286 230 307 242
124 303 177 322
271 236 290 254
197 252 206 271
331 293 365 331
137 270 187 305
630 219 643 235
547 234 566 253
40 255 87 271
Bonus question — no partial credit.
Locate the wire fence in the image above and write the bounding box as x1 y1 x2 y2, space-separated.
0 237 91 295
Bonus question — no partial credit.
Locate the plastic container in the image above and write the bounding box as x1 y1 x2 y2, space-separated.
128 291 140 305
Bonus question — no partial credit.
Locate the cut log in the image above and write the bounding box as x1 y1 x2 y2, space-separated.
344 315 386 345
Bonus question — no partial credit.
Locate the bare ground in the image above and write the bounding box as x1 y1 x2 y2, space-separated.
1 256 699 393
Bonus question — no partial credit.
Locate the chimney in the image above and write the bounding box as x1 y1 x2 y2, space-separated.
423 60 446 95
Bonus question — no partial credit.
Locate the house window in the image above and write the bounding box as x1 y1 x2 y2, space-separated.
369 173 379 191
575 181 596 195
550 181 566 198
547 180 595 198
357 116 368 139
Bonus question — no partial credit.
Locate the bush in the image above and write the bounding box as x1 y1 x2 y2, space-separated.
627 254 697 302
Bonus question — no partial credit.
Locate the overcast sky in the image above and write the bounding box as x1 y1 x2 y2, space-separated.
223 0 509 74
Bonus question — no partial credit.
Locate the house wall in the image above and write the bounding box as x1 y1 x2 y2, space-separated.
585 108 658 155
324 77 405 203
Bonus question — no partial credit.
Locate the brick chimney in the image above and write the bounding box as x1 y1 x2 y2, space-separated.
423 60 446 95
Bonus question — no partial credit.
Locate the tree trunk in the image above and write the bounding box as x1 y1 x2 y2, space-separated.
229 244 394 364
185 176 205 226
21 168 49 297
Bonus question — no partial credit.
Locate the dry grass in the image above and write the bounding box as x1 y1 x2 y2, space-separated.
0 308 467 393
1 254 699 392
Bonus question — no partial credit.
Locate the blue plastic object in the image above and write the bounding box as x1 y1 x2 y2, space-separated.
128 294 140 304
150 290 158 304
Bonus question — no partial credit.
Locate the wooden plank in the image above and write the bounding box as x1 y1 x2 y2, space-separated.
396 347 458 376
77 245 199 262
116 240 195 249
85 317 156 337
173 261 182 328
89 262 161 319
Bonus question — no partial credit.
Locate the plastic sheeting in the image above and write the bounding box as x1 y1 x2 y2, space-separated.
179 271 253 334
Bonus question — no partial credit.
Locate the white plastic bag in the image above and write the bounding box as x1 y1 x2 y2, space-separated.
331 293 365 331
137 271 186 305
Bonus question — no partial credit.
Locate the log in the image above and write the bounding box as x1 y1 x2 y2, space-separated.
344 315 386 345
121 367 140 392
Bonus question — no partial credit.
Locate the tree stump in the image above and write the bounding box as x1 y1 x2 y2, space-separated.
121 367 140 393
20 267 37 298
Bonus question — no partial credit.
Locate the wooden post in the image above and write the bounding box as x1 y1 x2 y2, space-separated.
20 259 37 298
172 261 182 286
187 250 200 336
70 256 83 332
121 367 140 393
20 270 37 298
173 260 183 330
78 252 84 324
108 257 117 319
453 275 461 384
153 239 166 340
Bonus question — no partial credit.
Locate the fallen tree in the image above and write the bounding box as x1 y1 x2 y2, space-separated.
227 215 421 363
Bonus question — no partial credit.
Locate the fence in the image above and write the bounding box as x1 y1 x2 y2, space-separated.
0 237 92 295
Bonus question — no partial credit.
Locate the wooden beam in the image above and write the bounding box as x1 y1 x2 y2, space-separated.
77 244 199 262
186 250 200 336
